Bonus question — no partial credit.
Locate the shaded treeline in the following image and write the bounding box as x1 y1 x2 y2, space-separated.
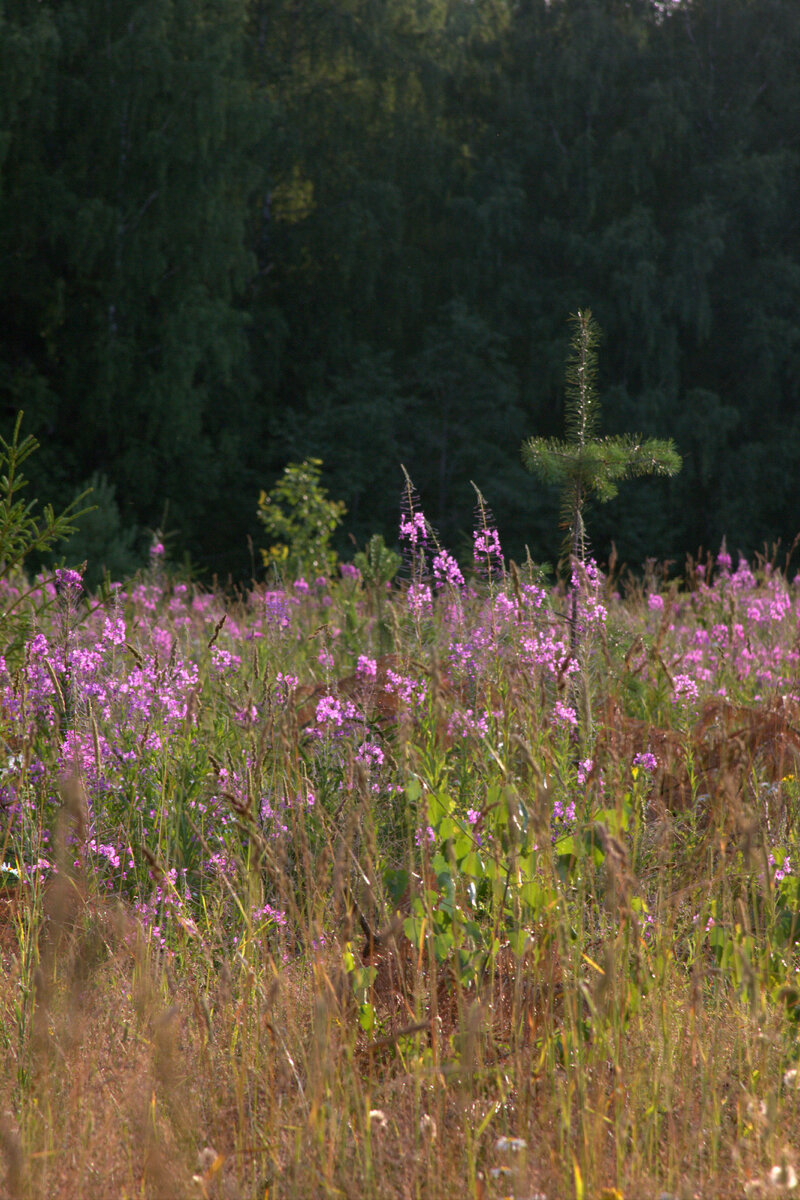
1 0 798 578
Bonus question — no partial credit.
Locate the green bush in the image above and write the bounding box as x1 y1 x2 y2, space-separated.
257 457 346 580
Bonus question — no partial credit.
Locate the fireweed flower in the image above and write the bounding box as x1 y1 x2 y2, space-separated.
552 700 578 728
770 590 791 621
130 579 158 608
576 758 594 785
415 825 435 848
447 708 489 739
521 630 577 680
731 557 756 592
315 694 343 727
464 808 483 847
356 655 377 678
648 593 664 612
399 511 427 546
102 615 126 646
55 567 83 595
59 728 103 786
407 582 433 616
633 751 658 772
233 704 259 726
251 902 288 927
571 558 608 630
432 549 464 589
264 591 291 629
672 674 699 705
769 851 792 885
492 592 517 624
275 672 298 703
552 798 576 833
522 582 547 609
87 840 121 870
356 741 385 768
473 528 502 559
210 645 241 675
151 626 172 658
448 622 496 680
385 669 426 707
472 527 503 579
260 796 288 835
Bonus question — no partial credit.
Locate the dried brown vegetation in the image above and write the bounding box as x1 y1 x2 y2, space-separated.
1 880 792 1200
597 696 800 818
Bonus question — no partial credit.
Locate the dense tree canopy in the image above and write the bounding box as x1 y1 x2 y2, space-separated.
1 0 798 579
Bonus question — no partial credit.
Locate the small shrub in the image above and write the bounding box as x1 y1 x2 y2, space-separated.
257 457 346 580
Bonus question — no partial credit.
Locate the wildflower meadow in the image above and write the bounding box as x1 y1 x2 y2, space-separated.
1 457 800 1200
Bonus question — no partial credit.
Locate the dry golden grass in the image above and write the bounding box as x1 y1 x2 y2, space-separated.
1 867 798 1200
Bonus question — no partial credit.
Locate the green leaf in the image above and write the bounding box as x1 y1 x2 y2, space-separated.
437 816 459 842
508 927 532 958
459 851 484 878
453 834 474 861
519 879 548 913
406 779 422 805
403 915 426 947
427 791 453 825
383 868 410 906
434 931 454 961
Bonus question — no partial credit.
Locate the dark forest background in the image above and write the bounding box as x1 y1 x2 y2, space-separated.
1 0 799 581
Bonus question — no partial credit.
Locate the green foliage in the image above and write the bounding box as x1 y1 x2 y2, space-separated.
353 534 401 589
406 777 556 985
257 458 346 580
59 472 140 588
0 412 90 576
405 300 528 533
0 0 267 579
0 411 91 651
522 311 682 566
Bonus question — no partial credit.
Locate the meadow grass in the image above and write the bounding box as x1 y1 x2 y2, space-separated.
1 537 799 1200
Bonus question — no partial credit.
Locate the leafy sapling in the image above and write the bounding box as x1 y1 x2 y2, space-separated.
257 457 346 581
